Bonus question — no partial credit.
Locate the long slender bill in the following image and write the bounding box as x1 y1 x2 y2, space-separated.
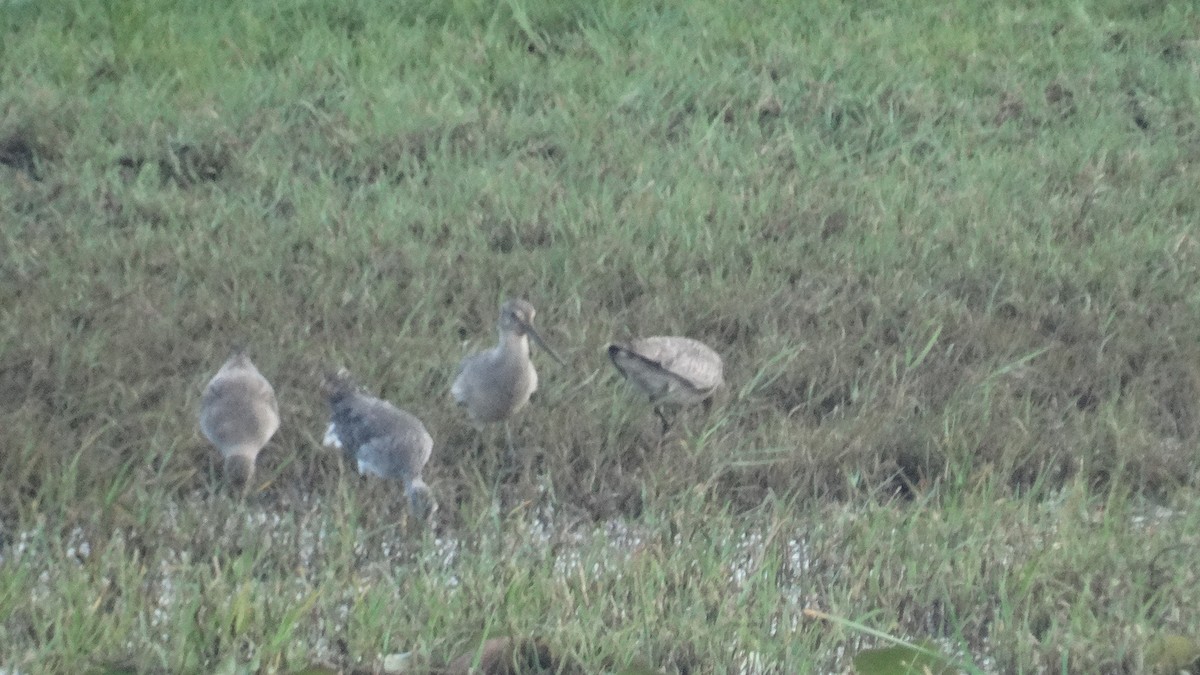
525 325 566 366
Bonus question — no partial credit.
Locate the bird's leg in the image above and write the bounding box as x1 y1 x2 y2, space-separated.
496 421 527 483
654 406 671 436
504 421 517 468
473 428 486 458
700 396 716 430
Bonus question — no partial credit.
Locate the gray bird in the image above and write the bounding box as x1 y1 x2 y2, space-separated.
199 349 280 491
323 368 437 522
608 336 724 433
451 298 564 460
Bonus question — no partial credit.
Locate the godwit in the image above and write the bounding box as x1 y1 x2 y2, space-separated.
323 368 437 522
199 349 280 492
608 336 723 433
451 298 564 461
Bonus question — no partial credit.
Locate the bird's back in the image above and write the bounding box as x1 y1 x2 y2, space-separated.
329 389 432 480
609 336 723 405
200 363 279 454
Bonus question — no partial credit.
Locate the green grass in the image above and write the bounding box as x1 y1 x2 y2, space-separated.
3 0 1200 672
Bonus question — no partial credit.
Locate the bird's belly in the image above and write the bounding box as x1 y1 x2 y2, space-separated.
468 364 536 423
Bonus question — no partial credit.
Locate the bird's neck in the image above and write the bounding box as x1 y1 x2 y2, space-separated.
498 330 529 356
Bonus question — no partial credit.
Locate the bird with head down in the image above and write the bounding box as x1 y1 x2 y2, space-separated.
199 348 280 493
323 368 437 523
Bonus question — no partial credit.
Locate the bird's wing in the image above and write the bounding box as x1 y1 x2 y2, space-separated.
450 351 483 404
632 338 723 391
355 425 432 482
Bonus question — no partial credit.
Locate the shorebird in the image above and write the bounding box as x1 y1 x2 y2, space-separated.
199 348 280 492
322 368 437 522
607 336 724 433
451 298 565 461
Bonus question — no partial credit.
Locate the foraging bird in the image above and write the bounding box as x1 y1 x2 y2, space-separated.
323 368 437 522
451 298 565 460
199 349 280 491
607 336 724 433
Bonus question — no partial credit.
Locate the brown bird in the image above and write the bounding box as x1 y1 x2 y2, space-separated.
323 368 437 522
199 349 280 491
451 298 564 460
608 336 724 433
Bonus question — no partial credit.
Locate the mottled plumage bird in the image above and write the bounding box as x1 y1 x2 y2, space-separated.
323 368 437 522
608 336 724 432
199 349 280 492
451 298 564 460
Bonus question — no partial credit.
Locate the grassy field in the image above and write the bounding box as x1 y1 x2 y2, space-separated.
3 0 1200 672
